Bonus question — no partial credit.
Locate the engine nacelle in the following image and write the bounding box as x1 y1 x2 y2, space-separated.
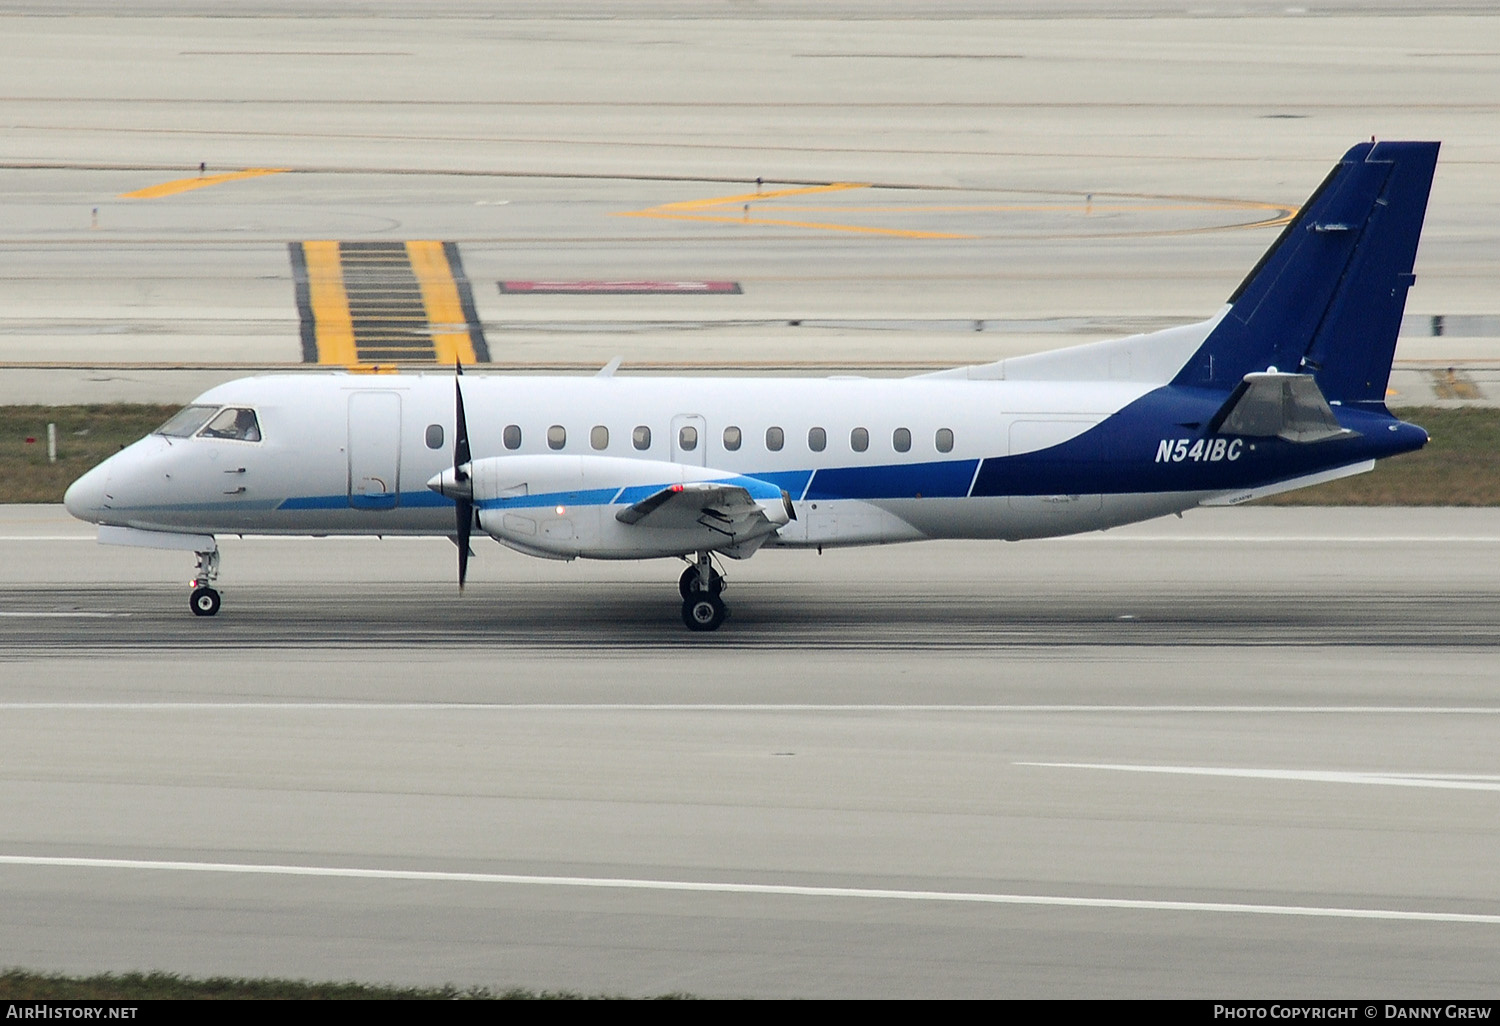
431 454 790 559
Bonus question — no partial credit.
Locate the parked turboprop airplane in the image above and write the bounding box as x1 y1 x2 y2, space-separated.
65 141 1438 630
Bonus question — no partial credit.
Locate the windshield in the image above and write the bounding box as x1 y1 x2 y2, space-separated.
154 405 219 438
199 407 262 442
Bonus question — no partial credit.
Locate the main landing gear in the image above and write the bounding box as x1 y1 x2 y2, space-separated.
190 548 221 617
680 552 726 632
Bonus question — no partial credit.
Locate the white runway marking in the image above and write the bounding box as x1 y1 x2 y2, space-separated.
1020 762 1500 792
0 536 97 542
2 703 1500 714
1 854 1496 924
8 534 1500 544
1049 536 1500 544
0 611 126 618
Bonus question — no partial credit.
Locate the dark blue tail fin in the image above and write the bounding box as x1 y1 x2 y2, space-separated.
1171 141 1439 409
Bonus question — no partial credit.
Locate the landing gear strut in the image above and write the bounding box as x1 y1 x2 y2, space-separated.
680 552 726 632
190 548 221 617
678 562 724 600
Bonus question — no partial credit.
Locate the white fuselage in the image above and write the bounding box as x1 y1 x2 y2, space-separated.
65 372 1213 557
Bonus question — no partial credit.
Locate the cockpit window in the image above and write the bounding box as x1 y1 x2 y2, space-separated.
198 407 262 442
154 405 219 438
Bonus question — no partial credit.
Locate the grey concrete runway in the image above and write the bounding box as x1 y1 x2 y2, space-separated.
2 2 1499 403
3 505 1500 998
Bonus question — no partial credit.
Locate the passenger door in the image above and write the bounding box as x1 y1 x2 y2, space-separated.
348 391 403 510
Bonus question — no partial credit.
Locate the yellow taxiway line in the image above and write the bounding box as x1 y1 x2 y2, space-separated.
641 182 868 212
617 183 1292 239
119 168 288 200
615 182 973 239
746 201 1285 215
637 212 974 239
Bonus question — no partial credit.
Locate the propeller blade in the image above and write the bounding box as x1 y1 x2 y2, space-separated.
454 362 471 473
454 363 474 590
457 503 472 590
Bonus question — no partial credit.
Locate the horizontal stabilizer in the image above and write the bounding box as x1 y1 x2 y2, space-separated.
1207 372 1350 443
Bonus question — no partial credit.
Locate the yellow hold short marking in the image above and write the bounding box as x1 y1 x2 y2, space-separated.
302 240 358 366
406 241 478 366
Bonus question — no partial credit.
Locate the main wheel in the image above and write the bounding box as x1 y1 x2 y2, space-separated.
190 587 221 617
678 564 724 600
681 594 726 632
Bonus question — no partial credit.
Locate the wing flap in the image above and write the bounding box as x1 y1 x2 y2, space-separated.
616 482 769 535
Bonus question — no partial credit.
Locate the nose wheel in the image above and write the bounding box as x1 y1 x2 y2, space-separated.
189 547 222 617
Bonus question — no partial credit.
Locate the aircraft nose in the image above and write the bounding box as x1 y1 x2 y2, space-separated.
63 463 110 523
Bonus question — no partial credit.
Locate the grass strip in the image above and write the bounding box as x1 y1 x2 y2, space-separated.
0 404 177 504
0 968 689 1000
1254 406 1500 505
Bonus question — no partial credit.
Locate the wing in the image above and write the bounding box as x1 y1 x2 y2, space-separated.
616 481 787 541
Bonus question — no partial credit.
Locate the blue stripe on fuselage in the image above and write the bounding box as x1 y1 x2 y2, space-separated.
477 487 621 511
805 459 979 501
279 490 453 511
743 470 812 501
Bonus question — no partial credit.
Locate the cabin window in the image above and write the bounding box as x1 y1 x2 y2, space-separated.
808 427 826 452
425 424 444 450
893 427 911 453
766 426 784 452
678 425 699 452
723 426 742 451
850 427 869 452
936 427 954 453
633 425 652 450
547 425 566 450
155 405 218 438
199 407 261 442
503 424 522 450
590 425 609 450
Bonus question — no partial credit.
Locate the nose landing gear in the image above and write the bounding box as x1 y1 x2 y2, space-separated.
190 548 221 617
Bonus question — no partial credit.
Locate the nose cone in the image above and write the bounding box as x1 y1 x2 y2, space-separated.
63 462 110 523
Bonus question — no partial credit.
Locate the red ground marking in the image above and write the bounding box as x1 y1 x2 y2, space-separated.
499 280 742 295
